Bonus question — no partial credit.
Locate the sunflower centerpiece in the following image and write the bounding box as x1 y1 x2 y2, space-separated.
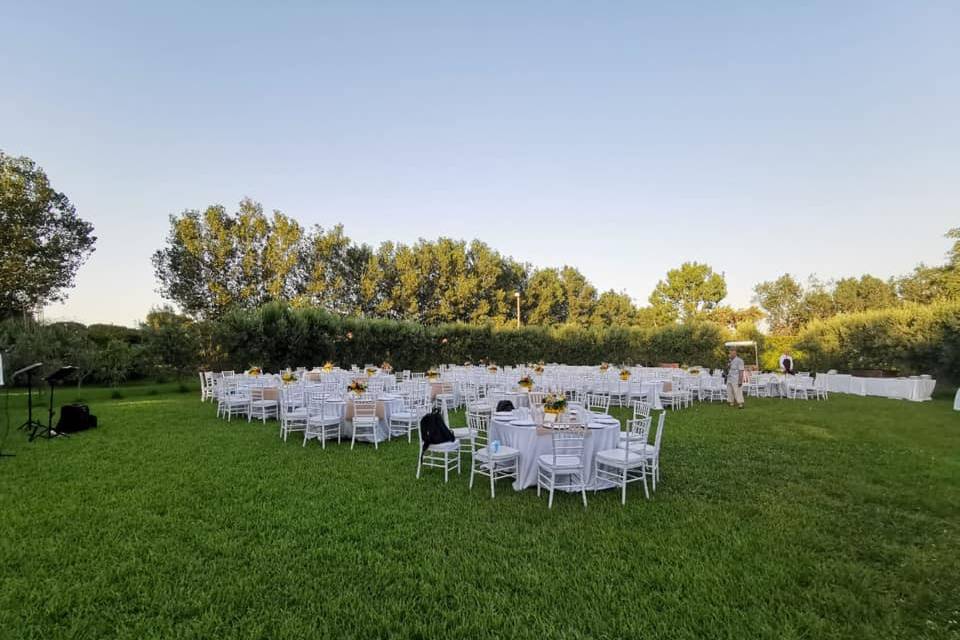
366 367 378 377
542 393 568 423
281 371 297 384
426 370 439 380
599 363 610 372
380 361 393 373
518 375 534 391
322 361 334 372
247 365 262 376
533 363 545 375
347 379 367 395
619 368 631 381
488 364 498 373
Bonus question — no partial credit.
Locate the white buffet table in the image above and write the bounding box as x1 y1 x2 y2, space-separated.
817 374 935 402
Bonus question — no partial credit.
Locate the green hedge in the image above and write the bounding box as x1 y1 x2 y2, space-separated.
211 302 730 371
4 301 956 386
795 301 960 379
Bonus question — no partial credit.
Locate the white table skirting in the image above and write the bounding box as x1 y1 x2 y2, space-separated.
817 374 935 402
954 389 959 411
490 417 620 491
326 396 403 442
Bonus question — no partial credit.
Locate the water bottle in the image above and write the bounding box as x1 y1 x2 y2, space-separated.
492 439 500 454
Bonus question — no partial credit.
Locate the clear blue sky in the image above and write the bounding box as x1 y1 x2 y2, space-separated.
3 1 957 325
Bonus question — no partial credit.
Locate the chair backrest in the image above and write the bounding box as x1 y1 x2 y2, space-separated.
587 393 609 414
652 412 665 452
467 411 489 452
528 391 548 408
632 400 651 419
550 426 586 467
307 390 333 419
624 418 651 455
354 398 377 419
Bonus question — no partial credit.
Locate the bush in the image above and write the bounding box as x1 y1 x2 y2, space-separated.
795 301 960 379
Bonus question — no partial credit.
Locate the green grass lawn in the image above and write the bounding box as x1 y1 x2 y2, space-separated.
0 385 958 639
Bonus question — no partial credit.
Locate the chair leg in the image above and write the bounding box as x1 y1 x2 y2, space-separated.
443 452 449 483
621 468 627 505
490 461 496 499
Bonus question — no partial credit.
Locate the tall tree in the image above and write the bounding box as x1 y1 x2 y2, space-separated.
753 274 804 334
153 200 308 318
0 151 96 318
708 305 765 331
524 268 566 325
590 290 637 327
649 262 727 322
559 266 598 325
832 275 898 314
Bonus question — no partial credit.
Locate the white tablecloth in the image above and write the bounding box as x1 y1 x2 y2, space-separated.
637 381 665 410
817 374 935 401
490 417 620 491
326 395 403 442
954 389 960 411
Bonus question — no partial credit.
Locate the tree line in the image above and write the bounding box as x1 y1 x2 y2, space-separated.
153 198 959 334
1 149 957 339
152 199 764 327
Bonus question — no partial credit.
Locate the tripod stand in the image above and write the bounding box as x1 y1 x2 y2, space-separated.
31 366 76 441
14 363 45 436
0 353 11 459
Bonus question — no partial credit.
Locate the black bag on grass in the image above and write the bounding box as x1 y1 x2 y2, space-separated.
419 409 455 460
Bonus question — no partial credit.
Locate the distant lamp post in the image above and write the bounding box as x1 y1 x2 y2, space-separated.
514 292 521 329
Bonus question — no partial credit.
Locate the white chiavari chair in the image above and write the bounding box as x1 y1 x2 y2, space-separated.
467 411 519 498
537 425 588 509
596 417 651 504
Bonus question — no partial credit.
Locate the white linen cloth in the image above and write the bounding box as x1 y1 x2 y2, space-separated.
490 415 620 491
641 381 665 410
954 388 960 411
325 395 403 442
816 374 935 401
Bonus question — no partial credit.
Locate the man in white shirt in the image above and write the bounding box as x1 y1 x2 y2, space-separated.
726 349 745 409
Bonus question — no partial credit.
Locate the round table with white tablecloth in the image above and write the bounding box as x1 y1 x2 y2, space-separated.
325 394 403 443
490 413 621 491
638 380 664 410
489 390 529 410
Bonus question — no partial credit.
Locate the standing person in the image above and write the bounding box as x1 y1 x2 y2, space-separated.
779 351 794 375
726 349 745 409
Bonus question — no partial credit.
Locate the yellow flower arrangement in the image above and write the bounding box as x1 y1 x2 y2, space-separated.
533 364 544 374
380 361 393 373
281 372 297 384
619 368 631 381
347 379 367 395
518 376 534 390
366 367 377 377
247 366 262 376
488 365 498 373
426 370 439 380
599 363 610 372
322 362 334 372
542 394 567 414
